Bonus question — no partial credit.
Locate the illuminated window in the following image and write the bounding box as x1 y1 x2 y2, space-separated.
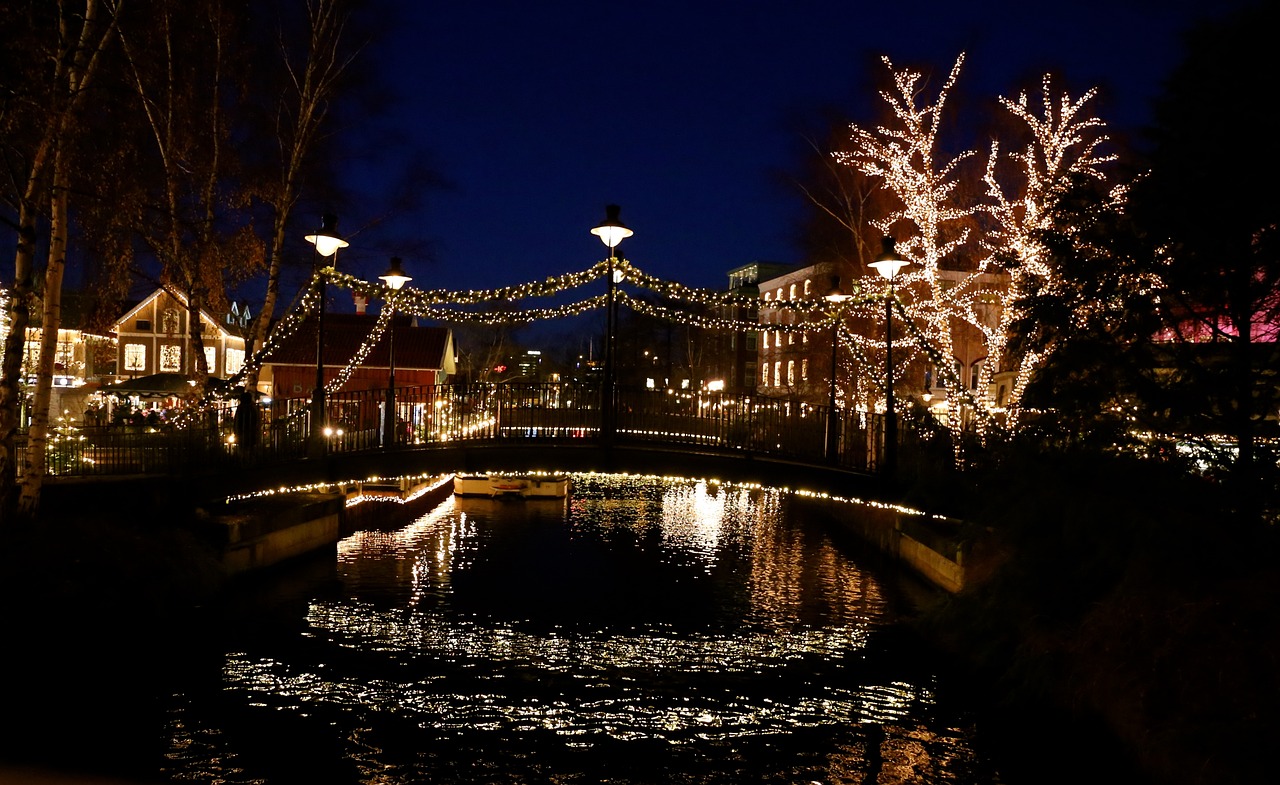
804 279 812 296
160 344 182 372
225 347 245 376
761 364 769 386
204 347 217 375
55 339 74 369
801 358 809 381
776 287 783 300
788 283 797 299
787 333 794 345
773 361 781 386
787 360 795 385
162 308 180 335
762 331 770 349
124 343 146 372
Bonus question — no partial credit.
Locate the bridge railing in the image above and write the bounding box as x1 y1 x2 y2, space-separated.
24 381 908 478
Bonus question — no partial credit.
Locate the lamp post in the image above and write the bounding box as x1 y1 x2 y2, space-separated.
590 204 632 445
305 213 349 457
868 236 909 479
379 257 411 449
824 275 852 464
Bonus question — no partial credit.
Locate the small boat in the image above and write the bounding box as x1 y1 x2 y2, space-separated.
453 473 570 498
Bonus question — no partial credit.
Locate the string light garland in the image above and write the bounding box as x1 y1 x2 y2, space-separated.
157 225 984 441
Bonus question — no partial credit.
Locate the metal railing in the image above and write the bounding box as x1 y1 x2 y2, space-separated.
20 382 909 478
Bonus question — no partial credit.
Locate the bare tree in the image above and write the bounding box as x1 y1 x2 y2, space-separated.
0 0 120 521
244 0 357 389
115 0 256 385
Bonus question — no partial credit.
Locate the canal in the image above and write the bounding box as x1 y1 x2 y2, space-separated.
5 474 1121 783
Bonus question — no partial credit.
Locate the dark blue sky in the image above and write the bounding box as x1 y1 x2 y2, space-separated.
334 0 1252 297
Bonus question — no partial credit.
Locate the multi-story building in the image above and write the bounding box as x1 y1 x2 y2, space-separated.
756 262 1010 418
709 261 795 395
756 261 846 404
112 288 250 380
1 286 119 424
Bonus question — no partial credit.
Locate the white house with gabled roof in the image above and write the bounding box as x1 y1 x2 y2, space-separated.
112 288 250 380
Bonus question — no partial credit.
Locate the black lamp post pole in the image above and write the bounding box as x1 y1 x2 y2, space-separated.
604 253 616 444
310 257 328 457
869 236 907 480
383 308 397 448
306 213 347 459
884 278 897 479
826 319 840 464
379 257 411 450
591 205 631 447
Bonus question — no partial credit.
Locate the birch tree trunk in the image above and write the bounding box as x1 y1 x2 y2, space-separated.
18 153 71 516
0 0 119 523
246 0 353 389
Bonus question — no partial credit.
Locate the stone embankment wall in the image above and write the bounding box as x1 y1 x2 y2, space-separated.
199 491 344 576
819 499 965 593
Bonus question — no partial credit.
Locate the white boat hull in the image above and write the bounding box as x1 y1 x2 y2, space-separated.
453 474 570 498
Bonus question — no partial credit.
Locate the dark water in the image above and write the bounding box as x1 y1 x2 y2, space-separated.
146 474 1022 784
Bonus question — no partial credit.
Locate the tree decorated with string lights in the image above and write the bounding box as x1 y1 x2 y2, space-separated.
978 76 1122 429
833 54 982 444
827 54 1126 443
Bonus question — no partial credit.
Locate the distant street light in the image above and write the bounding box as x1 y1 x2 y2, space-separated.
824 275 852 464
305 213 349 457
868 236 910 479
380 257 412 449
591 204 632 445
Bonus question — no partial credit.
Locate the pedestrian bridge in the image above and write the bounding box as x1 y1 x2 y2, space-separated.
39 382 939 504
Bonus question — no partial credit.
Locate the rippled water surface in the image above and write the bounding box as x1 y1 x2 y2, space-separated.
162 475 1005 783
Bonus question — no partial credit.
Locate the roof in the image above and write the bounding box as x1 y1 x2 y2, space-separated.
114 287 248 340
265 313 452 371
103 372 229 397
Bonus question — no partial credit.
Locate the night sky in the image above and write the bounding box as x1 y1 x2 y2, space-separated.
326 0 1257 301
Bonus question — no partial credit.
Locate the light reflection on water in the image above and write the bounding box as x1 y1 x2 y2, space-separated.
164 474 995 783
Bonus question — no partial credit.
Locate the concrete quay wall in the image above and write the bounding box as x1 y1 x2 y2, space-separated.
200 492 345 576
817 499 965 594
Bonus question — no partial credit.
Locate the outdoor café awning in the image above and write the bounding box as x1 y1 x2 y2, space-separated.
105 373 227 398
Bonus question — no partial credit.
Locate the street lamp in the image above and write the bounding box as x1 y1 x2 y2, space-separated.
379 257 411 448
824 275 852 464
304 213 349 457
868 235 909 479
591 204 632 444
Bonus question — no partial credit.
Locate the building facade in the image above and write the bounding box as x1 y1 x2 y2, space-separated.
112 289 249 380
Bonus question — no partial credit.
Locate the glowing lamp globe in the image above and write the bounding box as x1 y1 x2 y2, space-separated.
591 204 633 250
380 257 412 291
305 214 350 258
868 236 909 280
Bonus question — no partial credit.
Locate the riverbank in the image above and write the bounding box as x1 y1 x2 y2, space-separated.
904 446 1280 785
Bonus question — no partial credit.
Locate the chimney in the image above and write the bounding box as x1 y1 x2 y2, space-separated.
353 293 368 314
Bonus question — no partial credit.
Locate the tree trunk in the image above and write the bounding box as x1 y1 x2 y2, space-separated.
18 155 72 516
0 201 41 522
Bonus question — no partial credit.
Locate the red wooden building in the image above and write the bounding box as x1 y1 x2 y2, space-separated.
261 313 456 400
